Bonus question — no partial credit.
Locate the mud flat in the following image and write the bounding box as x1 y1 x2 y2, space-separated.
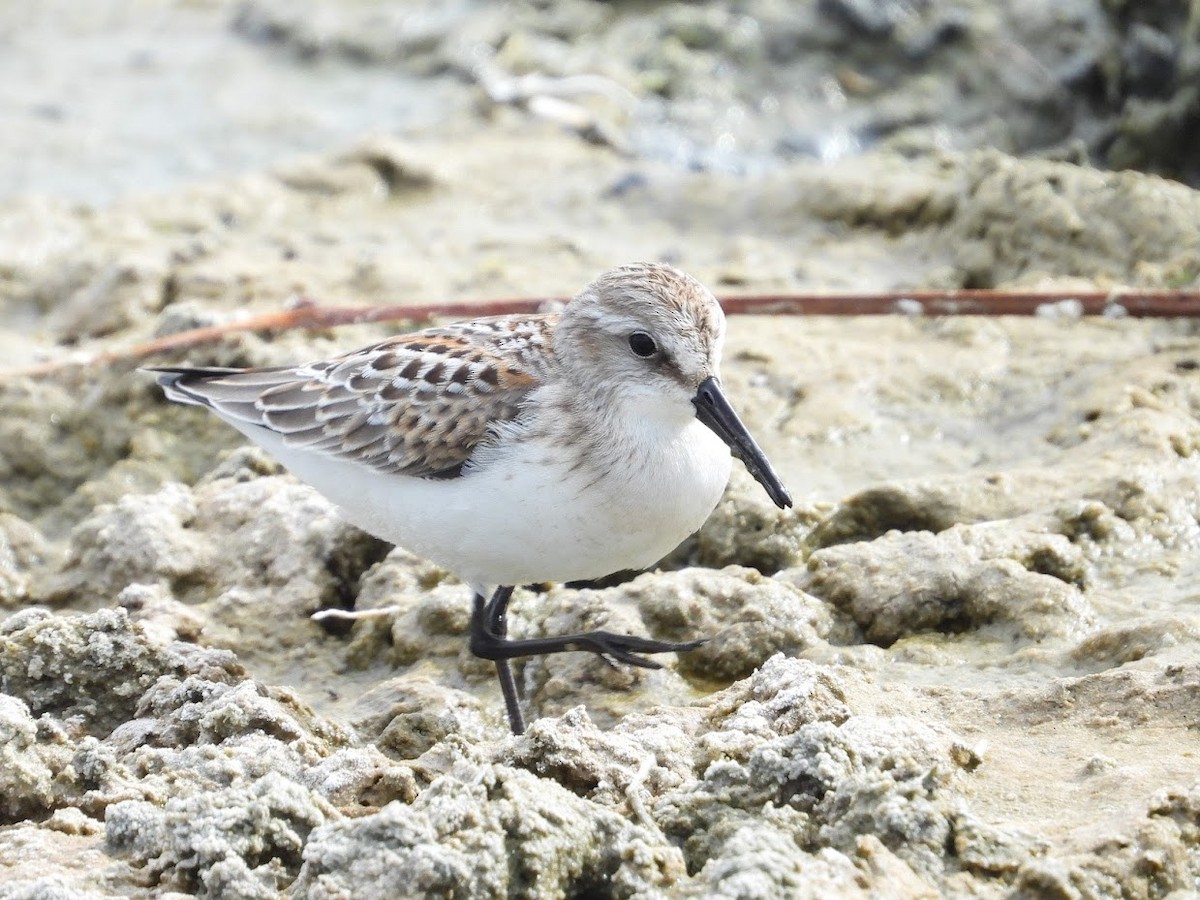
2 1 1199 897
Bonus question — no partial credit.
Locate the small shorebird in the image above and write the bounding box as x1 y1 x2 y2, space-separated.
149 263 791 733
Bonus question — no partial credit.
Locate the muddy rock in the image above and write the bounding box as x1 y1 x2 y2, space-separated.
344 550 467 670
508 580 704 726
112 673 349 761
185 474 390 624
799 526 1093 646
698 656 851 751
1014 785 1200 897
0 605 368 895
38 471 390 663
643 657 990 893
682 474 817 574
679 821 939 899
229 0 1194 181
0 375 156 534
0 514 49 609
0 695 58 824
291 760 685 900
106 772 330 899
0 608 187 738
1070 616 1200 669
948 151 1200 288
39 484 208 609
350 677 489 760
114 582 206 647
0 820 117 899
299 746 420 809
508 705 700 805
482 566 834 727
631 567 834 682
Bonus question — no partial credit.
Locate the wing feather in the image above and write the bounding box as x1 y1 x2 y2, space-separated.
148 315 554 478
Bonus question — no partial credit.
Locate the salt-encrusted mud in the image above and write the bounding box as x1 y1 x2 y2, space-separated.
2 1 1200 898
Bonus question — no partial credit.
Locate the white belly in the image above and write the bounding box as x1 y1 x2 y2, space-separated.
231 419 732 592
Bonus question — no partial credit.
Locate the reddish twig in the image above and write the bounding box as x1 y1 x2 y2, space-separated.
721 288 1200 317
5 287 1200 378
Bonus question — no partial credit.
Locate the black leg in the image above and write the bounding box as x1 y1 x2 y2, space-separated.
469 587 707 734
484 585 514 637
478 587 525 735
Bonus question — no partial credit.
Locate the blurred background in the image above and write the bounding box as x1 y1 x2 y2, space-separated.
3 0 1197 206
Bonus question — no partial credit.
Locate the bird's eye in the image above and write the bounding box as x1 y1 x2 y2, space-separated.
628 331 658 358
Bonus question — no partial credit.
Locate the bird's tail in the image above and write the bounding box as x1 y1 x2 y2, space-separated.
142 366 243 408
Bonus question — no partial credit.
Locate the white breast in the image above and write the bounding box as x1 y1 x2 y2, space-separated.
225 414 732 592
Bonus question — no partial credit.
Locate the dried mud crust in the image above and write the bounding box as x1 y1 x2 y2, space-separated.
3 355 1200 896
1 9 1199 893
1 613 1195 898
1 142 1200 894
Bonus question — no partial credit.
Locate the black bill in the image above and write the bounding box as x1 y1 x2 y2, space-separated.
692 376 792 509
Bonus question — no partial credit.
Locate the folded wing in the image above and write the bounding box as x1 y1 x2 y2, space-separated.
148 316 553 479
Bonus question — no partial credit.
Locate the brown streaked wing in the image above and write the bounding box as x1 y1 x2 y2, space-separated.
180 315 554 478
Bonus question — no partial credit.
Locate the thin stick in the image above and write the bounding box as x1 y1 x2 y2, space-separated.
6 288 1200 379
720 288 1200 317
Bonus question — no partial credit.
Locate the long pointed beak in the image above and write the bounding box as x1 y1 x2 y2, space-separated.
692 376 792 509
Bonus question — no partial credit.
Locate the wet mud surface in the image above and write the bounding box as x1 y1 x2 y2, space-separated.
1 1 1199 897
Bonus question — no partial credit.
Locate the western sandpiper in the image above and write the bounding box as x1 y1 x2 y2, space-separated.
149 263 791 733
